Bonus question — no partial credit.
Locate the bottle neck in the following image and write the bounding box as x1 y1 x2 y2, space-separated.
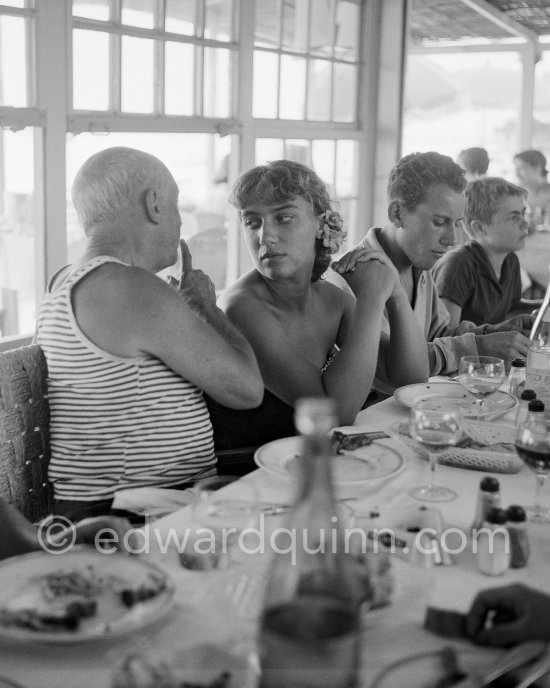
297 434 336 505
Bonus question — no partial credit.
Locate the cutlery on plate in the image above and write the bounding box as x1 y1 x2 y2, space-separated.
514 643 550 688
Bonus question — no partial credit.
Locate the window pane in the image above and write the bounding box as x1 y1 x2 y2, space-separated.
307 59 331 121
0 129 36 338
165 0 196 35
165 42 194 116
205 0 232 42
0 0 26 6
280 55 306 119
284 139 310 165
310 0 334 57
203 47 231 117
253 51 278 118
72 0 110 21
121 0 155 29
73 29 109 110
0 15 27 107
533 52 550 154
332 62 356 122
66 133 232 290
335 1 359 61
282 0 308 53
254 0 280 48
121 36 154 113
335 139 357 197
311 140 335 188
255 138 284 163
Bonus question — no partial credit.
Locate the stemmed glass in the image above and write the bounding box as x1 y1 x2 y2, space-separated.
515 425 550 523
458 355 505 420
408 400 463 502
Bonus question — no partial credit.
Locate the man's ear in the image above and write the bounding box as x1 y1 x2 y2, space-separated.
144 188 161 224
469 218 484 236
388 200 403 227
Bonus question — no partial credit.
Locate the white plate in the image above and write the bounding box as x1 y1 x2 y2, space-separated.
393 382 517 420
372 646 503 688
0 548 174 644
254 436 404 494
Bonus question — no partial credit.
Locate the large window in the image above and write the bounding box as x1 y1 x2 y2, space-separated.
533 49 550 154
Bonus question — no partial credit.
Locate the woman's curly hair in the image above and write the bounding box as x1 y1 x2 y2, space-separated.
229 160 333 282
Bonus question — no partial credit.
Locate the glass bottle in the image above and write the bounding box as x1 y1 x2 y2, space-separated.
476 507 510 576
515 389 537 428
506 505 530 569
525 399 546 430
527 272 550 427
471 476 500 531
506 357 526 398
259 397 362 688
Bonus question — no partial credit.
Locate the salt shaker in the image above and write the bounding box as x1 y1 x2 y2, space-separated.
476 507 510 576
471 476 501 531
506 505 530 569
506 357 526 398
525 399 546 430
515 388 537 428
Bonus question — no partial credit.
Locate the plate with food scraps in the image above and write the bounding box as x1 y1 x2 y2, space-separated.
393 382 517 421
0 548 174 643
254 436 405 494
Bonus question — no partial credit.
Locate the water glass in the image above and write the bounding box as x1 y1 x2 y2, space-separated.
408 400 463 502
458 355 505 419
515 425 550 523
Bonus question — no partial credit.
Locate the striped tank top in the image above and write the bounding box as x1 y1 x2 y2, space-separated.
36 256 216 501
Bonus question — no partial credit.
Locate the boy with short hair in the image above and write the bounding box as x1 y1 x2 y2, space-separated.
433 177 529 327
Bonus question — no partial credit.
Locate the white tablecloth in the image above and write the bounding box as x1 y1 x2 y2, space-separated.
1 391 549 687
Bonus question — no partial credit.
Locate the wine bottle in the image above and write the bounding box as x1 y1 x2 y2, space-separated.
527 269 550 427
259 397 362 688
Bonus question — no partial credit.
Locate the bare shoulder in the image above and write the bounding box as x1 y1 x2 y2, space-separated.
218 270 266 316
314 277 354 314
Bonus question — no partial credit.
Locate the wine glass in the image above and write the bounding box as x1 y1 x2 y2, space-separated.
458 355 505 420
515 425 550 523
179 475 260 570
408 400 463 502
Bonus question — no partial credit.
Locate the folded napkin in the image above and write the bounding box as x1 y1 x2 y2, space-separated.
111 486 196 518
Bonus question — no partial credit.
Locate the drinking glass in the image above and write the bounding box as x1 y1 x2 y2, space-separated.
179 475 260 570
458 355 505 420
515 425 550 523
408 401 463 502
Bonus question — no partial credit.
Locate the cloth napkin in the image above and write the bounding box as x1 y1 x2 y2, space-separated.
111 486 196 517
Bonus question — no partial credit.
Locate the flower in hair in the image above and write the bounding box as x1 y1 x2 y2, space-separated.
317 209 347 253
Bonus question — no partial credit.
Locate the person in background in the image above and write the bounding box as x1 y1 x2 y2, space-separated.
206 160 428 455
433 177 536 327
457 147 489 183
0 500 132 561
467 584 550 646
331 152 531 398
513 150 550 229
36 147 263 520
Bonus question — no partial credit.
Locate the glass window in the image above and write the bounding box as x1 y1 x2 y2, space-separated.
73 29 110 111
280 55 306 119
255 138 284 162
121 36 155 113
311 139 335 187
307 59 331 121
0 15 28 107
281 0 308 53
66 133 232 290
205 0 233 42
335 1 359 61
335 139 357 197
253 51 278 118
165 42 194 116
254 0 280 49
403 52 522 178
332 62 356 122
533 51 550 154
121 0 156 29
0 1 27 7
0 128 37 337
203 47 231 117
310 0 334 57
72 0 110 21
165 0 196 35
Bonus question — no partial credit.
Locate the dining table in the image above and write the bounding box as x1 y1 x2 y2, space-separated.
2 381 550 688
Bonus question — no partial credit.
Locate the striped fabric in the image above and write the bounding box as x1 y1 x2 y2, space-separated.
36 256 216 502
